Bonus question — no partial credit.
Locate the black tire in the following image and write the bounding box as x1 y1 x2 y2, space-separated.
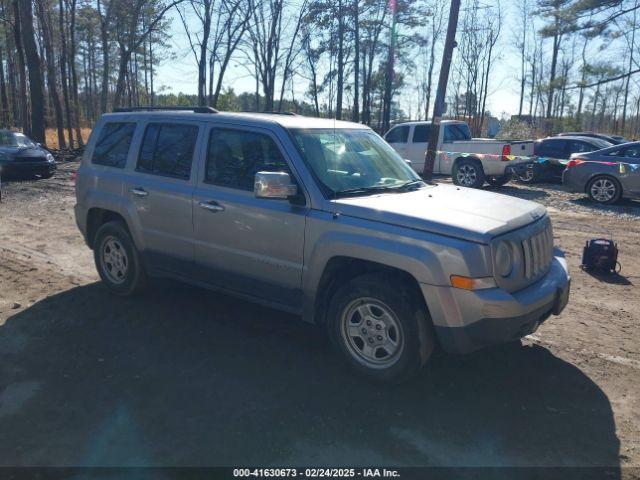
452 158 486 188
586 175 622 205
41 171 54 179
486 174 511 188
93 221 147 295
327 273 435 383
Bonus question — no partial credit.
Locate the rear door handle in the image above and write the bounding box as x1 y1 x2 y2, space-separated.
130 187 149 197
198 200 225 212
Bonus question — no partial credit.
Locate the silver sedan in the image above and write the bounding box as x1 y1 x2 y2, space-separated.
562 141 640 204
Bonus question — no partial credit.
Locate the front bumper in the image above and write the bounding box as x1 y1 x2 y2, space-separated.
0 161 56 176
421 250 570 354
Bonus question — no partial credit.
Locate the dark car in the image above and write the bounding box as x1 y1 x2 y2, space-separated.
557 131 625 145
563 141 640 204
509 136 612 183
0 130 56 179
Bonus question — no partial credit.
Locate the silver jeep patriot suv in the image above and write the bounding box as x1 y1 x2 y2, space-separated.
75 107 570 383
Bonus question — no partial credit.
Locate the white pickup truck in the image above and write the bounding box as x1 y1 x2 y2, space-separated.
384 120 534 188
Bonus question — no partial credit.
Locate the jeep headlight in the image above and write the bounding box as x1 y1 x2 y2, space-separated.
494 240 514 278
46 153 54 162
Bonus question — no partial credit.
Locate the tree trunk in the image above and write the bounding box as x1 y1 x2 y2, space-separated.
198 0 212 105
18 0 45 143
36 0 66 148
58 0 74 147
12 0 29 134
352 0 359 122
546 29 561 120
69 0 84 145
98 0 110 113
335 0 344 119
0 46 9 127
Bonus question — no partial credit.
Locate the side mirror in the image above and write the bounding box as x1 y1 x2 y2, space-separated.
254 171 297 199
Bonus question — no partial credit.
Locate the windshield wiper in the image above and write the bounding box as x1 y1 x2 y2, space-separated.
334 185 399 197
334 180 425 198
395 180 425 191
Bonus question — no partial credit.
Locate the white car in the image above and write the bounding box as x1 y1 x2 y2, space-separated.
384 120 534 188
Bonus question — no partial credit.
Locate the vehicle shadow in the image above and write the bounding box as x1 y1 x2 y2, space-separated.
580 268 633 286
569 197 640 218
0 281 621 472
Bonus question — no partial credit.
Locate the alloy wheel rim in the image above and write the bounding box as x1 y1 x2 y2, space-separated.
340 297 404 369
590 179 616 202
457 164 477 186
101 236 129 284
520 169 534 182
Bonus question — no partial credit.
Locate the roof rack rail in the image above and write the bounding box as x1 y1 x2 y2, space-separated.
113 106 219 114
246 111 297 116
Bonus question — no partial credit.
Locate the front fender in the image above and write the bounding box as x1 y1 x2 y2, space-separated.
301 209 493 323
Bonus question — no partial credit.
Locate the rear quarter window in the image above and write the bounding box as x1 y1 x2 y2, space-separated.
92 122 137 168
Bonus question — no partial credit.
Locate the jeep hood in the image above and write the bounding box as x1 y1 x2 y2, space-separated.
330 184 547 243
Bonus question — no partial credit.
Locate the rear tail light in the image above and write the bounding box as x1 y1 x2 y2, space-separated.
566 159 585 168
501 144 511 161
71 171 77 183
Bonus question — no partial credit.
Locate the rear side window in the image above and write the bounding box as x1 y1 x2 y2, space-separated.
622 145 640 159
536 139 567 158
412 124 431 143
92 122 136 168
568 140 595 154
443 124 472 142
205 128 290 190
137 123 198 179
385 126 409 144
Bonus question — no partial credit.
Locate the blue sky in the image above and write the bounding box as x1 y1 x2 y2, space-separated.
155 2 524 116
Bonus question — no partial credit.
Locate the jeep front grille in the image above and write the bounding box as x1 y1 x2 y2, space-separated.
492 217 554 293
522 223 554 280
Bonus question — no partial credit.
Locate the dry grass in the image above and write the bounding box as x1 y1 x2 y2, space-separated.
44 128 92 150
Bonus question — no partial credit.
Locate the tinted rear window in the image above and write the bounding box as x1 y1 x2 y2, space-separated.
137 123 198 179
385 126 409 143
443 124 472 142
92 122 136 168
412 124 431 143
536 139 567 158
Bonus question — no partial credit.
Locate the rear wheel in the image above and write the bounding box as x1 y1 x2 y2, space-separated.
587 175 622 204
517 168 535 183
453 158 485 188
94 221 147 295
327 273 435 383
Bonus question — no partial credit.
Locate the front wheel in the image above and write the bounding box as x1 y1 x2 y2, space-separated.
327 273 435 383
94 221 147 295
453 158 486 188
587 175 622 204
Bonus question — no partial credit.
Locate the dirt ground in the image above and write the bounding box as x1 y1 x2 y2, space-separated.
0 162 638 474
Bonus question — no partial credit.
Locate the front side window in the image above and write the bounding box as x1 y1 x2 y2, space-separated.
292 129 421 197
92 122 136 168
137 123 198 179
205 128 290 190
412 124 431 143
384 126 409 144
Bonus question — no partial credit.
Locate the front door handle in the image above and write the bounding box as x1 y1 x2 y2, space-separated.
130 187 149 197
198 200 225 212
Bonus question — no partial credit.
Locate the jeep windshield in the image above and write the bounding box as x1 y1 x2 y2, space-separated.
291 128 422 197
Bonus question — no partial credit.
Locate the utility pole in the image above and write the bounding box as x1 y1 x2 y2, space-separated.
423 0 461 180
